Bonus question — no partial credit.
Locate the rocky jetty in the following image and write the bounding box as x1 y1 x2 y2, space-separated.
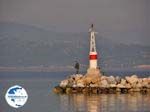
53 69 150 94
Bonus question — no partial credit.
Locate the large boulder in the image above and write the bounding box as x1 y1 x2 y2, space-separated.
135 82 142 88
120 79 127 86
60 79 69 87
107 76 117 84
125 83 131 88
100 79 109 88
53 86 63 93
76 79 85 87
125 75 138 84
110 84 117 88
142 78 150 88
67 74 84 87
67 78 75 87
115 76 121 84
74 74 83 81
101 76 107 81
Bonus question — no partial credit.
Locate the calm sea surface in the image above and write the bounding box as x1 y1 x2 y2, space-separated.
0 71 150 112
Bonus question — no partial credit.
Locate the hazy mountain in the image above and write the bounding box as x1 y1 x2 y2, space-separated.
0 22 149 70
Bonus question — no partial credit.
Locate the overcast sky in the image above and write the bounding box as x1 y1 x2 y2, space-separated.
0 0 149 45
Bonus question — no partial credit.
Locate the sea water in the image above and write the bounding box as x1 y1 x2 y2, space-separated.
0 71 150 112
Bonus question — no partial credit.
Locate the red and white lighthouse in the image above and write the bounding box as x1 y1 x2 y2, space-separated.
89 24 98 69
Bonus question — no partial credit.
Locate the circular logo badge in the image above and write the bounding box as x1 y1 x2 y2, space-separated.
5 85 28 108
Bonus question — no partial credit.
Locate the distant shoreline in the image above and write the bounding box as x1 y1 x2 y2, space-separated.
0 66 74 72
0 66 149 73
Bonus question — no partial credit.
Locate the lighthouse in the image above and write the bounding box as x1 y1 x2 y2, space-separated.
86 24 101 83
89 24 98 69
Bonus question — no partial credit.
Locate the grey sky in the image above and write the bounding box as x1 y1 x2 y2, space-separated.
0 0 149 45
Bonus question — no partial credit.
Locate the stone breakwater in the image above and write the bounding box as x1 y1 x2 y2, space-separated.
53 69 150 94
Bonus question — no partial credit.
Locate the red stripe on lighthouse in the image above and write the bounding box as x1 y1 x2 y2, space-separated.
89 54 97 60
